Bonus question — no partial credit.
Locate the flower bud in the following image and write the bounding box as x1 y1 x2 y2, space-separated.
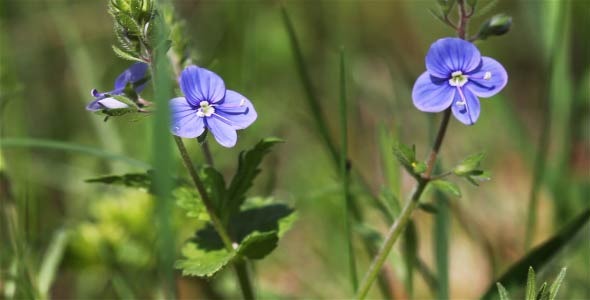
477 14 512 40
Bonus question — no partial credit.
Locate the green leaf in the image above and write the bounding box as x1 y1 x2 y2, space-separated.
199 166 227 218
229 203 296 241
481 209 590 300
525 267 536 300
412 161 427 174
112 45 145 63
175 235 235 278
453 152 486 176
236 231 278 260
225 138 283 216
431 180 462 198
496 283 511 300
476 13 512 40
536 282 548 300
419 202 438 214
392 142 416 172
85 172 152 189
548 268 567 300
174 186 207 220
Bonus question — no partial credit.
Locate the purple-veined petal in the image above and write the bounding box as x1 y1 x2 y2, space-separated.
86 99 103 111
170 97 205 138
215 90 257 130
179 65 226 106
412 71 456 112
114 62 149 92
206 115 238 148
425 38 482 78
465 57 508 98
451 87 481 125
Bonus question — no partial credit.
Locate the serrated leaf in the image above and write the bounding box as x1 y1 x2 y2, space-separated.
525 267 536 300
175 236 234 278
481 209 590 300
112 46 145 63
113 11 142 38
199 166 227 219
225 138 283 216
174 186 208 220
496 283 511 300
229 203 295 241
548 268 567 300
453 152 486 176
431 180 461 198
236 231 278 260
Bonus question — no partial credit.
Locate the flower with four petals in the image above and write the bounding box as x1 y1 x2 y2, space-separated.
169 66 257 148
412 38 508 125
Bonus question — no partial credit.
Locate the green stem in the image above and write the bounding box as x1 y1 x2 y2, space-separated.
357 109 452 299
234 261 255 300
339 49 358 292
173 136 234 249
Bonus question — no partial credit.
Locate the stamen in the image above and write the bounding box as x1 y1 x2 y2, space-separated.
484 72 492 80
449 71 468 87
196 101 215 117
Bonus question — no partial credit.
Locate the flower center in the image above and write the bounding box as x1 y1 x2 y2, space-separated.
196 101 215 117
449 71 468 87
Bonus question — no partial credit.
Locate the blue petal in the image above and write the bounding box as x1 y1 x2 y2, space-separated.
216 90 257 130
86 99 103 111
451 87 481 125
206 115 237 148
170 97 205 138
412 71 455 112
425 38 481 78
465 57 508 98
179 65 226 106
114 62 149 92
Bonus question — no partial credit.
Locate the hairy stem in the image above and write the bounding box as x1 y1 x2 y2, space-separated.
173 136 234 249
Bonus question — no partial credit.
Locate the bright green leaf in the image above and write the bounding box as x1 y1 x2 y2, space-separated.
548 268 567 300
536 282 548 300
453 152 486 176
431 180 462 198
112 45 145 63
392 142 416 172
175 237 234 278
525 267 536 300
496 283 511 300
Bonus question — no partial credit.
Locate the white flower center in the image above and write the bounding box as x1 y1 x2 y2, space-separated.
196 101 215 117
449 71 468 87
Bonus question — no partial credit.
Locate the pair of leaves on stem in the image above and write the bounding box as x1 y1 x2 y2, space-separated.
392 142 490 199
86 138 296 278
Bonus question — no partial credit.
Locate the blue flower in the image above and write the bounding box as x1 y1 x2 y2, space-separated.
412 38 508 125
170 65 257 148
86 62 149 111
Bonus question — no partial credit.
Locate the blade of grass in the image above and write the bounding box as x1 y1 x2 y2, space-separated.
37 229 69 299
0 138 150 169
482 209 590 300
339 49 358 292
524 0 568 250
150 4 176 297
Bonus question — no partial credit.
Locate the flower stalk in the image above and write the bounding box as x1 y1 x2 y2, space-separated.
357 0 477 296
356 109 452 299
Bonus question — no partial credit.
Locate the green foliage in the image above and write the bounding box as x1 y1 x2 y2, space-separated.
225 138 283 218
85 172 153 189
38 229 69 298
431 180 462 198
525 267 536 300
483 209 589 299
176 202 296 276
495 267 567 300
497 283 511 300
477 13 512 40
393 142 427 178
453 152 491 186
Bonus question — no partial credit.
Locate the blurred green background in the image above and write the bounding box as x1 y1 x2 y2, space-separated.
1 0 588 299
